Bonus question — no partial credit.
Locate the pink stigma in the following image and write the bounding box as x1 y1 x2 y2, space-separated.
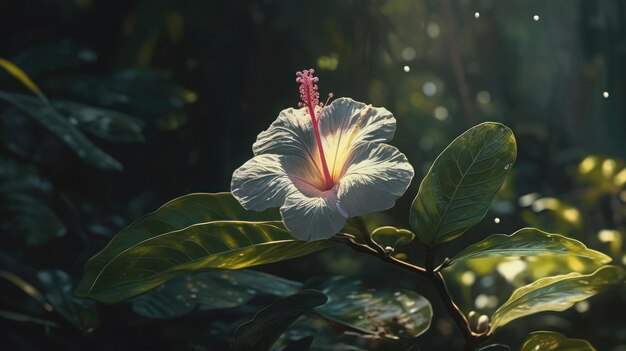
296 69 320 109
296 69 334 190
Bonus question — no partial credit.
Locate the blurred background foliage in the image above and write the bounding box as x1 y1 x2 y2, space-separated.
1 0 625 350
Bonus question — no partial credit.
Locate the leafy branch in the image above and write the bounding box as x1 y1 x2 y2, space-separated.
72 123 622 351
342 232 489 350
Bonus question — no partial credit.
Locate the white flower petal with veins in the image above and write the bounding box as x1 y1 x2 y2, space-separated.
230 154 297 211
338 142 414 217
252 107 315 158
280 184 348 241
319 97 396 145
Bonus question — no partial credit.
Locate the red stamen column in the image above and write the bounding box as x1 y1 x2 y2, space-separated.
296 69 334 190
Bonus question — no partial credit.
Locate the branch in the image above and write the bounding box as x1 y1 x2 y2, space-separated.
342 235 426 275
343 235 490 350
426 270 489 350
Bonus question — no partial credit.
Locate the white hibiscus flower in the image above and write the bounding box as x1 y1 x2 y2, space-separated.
231 69 414 240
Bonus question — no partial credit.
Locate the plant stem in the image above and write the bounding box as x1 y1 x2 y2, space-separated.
426 270 488 349
343 236 489 350
355 216 388 256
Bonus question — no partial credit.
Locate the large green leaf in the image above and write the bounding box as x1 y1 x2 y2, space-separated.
0 91 122 170
491 266 623 331
448 228 611 266
53 100 145 143
520 331 596 351
130 269 302 318
231 290 328 351
409 122 517 244
37 270 99 333
315 277 432 339
75 193 337 304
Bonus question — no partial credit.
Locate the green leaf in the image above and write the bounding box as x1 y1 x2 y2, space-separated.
3 193 66 246
37 270 99 333
130 269 302 318
277 315 369 351
0 57 48 102
53 100 145 143
0 270 50 310
342 213 397 238
491 266 624 332
371 226 415 249
409 122 517 244
0 91 122 170
520 331 596 351
448 228 611 266
231 290 328 351
315 277 432 338
276 315 368 351
75 193 337 304
0 159 66 247
11 40 97 76
0 310 59 328
48 69 191 118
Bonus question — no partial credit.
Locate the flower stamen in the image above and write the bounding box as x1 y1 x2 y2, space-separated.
322 92 334 109
296 69 334 190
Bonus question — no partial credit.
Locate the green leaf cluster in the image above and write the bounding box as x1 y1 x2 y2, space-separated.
75 122 621 350
75 193 336 303
407 123 622 342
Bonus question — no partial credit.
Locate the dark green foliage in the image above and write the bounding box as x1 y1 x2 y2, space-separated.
314 277 432 339
0 158 65 247
231 290 327 351
1 1 626 351
130 269 302 319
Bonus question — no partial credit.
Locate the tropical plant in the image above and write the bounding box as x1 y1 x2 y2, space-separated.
72 70 623 351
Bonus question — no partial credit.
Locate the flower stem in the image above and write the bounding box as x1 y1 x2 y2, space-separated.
342 232 490 350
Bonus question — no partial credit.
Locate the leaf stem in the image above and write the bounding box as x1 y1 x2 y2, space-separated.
355 217 388 256
343 234 489 350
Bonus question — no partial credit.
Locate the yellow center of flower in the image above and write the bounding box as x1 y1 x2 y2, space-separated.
298 105 372 192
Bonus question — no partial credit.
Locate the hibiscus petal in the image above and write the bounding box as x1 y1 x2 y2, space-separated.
337 142 414 217
280 184 348 241
319 97 396 146
231 154 300 211
252 107 315 160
